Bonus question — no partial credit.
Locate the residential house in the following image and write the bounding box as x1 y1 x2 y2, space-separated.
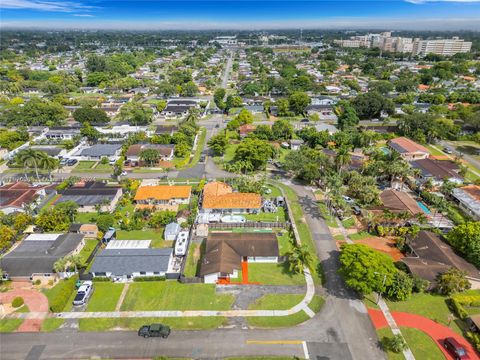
90 248 174 280
134 185 192 210
56 181 122 213
402 230 480 288
155 125 178 136
160 99 201 118
315 123 338 135
76 144 122 161
200 232 279 284
125 144 175 166
452 185 480 221
0 233 85 281
410 158 463 186
30 146 67 159
378 189 424 216
306 104 337 121
44 127 80 141
290 139 304 151
201 182 261 214
239 124 256 138
69 223 99 239
0 182 53 215
388 137 430 161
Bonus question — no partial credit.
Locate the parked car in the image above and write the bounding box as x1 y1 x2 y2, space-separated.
60 158 68 166
443 337 470 360
73 281 93 306
67 159 78 166
444 147 453 154
120 171 128 176
199 154 206 163
138 324 171 338
342 195 355 204
352 205 361 215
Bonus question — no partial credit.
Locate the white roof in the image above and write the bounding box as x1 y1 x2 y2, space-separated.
105 240 151 249
25 233 61 241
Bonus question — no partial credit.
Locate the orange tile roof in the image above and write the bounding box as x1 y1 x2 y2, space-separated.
389 137 429 155
202 182 261 210
134 185 191 201
417 84 430 91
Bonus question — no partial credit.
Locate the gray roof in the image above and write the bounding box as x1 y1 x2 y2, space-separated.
31 146 63 156
452 187 480 217
0 233 84 277
90 248 172 276
56 194 117 207
165 222 180 236
80 144 122 157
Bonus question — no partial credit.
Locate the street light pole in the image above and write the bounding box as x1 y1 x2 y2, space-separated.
374 272 387 304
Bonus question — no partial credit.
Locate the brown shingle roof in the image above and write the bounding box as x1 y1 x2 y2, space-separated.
411 159 461 180
389 137 429 155
200 232 279 276
380 189 423 215
402 231 480 282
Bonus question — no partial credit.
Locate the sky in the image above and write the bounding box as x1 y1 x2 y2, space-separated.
1 0 480 30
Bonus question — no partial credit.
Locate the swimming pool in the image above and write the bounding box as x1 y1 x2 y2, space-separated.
380 147 390 155
416 201 431 215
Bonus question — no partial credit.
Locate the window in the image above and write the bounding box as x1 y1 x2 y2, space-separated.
153 272 160 275
139 272 146 275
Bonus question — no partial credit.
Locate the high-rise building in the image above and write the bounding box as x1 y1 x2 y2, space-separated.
412 37 472 56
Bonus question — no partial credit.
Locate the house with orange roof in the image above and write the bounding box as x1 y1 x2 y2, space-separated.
134 185 192 207
0 182 54 215
417 84 430 92
388 137 430 161
201 182 261 214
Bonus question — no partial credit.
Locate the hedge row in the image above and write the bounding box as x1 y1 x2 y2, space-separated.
92 277 111 282
133 276 166 282
49 276 77 313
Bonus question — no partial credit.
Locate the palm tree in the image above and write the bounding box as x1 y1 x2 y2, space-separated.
53 258 67 274
16 149 45 180
38 154 59 181
335 147 351 174
286 243 313 274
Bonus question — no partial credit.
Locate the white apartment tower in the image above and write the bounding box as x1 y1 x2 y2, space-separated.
412 37 472 56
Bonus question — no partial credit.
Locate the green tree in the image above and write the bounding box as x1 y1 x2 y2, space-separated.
386 271 413 301
139 148 160 167
208 133 228 156
35 208 70 232
233 138 274 172
446 222 480 268
117 102 153 125
149 211 177 228
73 107 109 124
80 122 101 142
213 88 226 110
15 148 45 179
288 91 311 115
286 243 314 274
272 119 294 140
276 98 290 116
96 214 115 232
336 101 359 130
351 91 394 120
54 201 78 223
436 268 471 295
339 244 397 296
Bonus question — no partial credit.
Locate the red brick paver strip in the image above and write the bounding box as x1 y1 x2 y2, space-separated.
0 287 49 332
368 308 480 360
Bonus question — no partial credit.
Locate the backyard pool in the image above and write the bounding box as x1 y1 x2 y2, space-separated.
416 201 431 215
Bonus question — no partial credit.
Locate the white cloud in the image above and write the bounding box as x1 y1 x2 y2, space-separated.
72 13 94 17
1 0 95 13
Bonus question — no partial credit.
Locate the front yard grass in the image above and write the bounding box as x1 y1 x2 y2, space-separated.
350 231 374 241
245 208 286 222
376 327 405 360
75 161 96 170
341 217 356 229
401 327 446 360
246 311 310 328
277 230 294 256
75 212 97 224
248 294 304 311
40 318 65 332
93 163 112 171
120 282 234 311
0 319 23 332
78 239 99 265
386 293 463 335
318 202 338 228
87 283 124 311
184 243 200 277
248 263 305 286
79 316 227 331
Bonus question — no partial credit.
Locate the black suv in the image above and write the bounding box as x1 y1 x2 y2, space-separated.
138 324 171 338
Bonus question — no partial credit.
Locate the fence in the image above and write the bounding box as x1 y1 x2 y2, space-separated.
208 221 289 229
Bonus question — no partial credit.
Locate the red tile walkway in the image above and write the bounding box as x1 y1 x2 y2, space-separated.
368 308 480 360
217 261 260 285
0 284 49 332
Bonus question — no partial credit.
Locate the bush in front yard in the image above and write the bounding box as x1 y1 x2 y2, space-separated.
12 297 24 308
49 277 76 312
133 276 166 282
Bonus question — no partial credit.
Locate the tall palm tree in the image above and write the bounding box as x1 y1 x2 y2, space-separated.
38 154 59 181
335 147 351 174
286 243 313 274
15 149 45 180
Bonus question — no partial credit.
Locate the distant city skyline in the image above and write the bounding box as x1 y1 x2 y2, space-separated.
1 0 480 30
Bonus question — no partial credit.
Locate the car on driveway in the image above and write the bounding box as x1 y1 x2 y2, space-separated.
67 159 78 166
342 195 355 204
73 281 93 306
138 324 171 338
443 337 470 359
443 147 453 154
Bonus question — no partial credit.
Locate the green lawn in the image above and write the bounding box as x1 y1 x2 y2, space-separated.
386 293 463 335
248 263 305 286
75 161 96 170
265 185 282 198
273 182 322 284
87 283 125 311
342 217 356 229
248 294 304 311
0 319 23 332
334 234 345 241
78 239 99 265
245 208 286 222
350 231 374 241
79 316 227 331
43 276 78 313
246 311 310 328
425 144 445 157
184 242 200 277
116 229 167 248
401 327 446 360
94 163 112 171
40 318 65 332
318 202 338 228
120 282 234 311
376 327 405 360
75 212 97 224
277 230 294 256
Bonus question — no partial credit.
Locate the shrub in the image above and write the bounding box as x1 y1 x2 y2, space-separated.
133 276 166 282
449 298 468 320
92 277 111 282
34 279 41 285
412 275 429 293
381 334 407 353
48 276 76 312
12 297 24 308
465 332 480 352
